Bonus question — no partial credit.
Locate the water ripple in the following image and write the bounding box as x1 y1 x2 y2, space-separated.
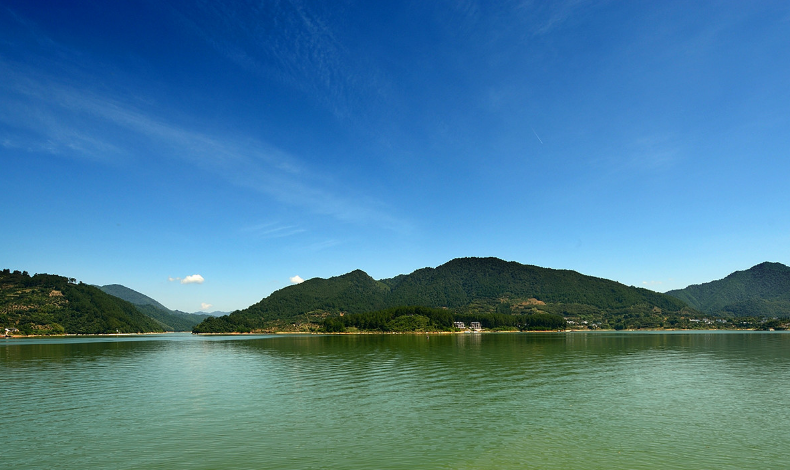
2 332 790 469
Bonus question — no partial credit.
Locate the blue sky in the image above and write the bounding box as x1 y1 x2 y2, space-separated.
2 0 789 312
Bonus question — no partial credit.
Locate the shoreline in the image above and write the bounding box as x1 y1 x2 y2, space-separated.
193 327 766 336
3 328 775 339
1 331 185 339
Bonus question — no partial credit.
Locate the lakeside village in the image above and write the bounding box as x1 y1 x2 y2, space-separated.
453 321 482 332
566 318 730 328
564 317 786 331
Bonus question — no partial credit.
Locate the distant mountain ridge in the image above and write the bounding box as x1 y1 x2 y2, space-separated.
100 284 171 311
184 310 229 317
99 284 211 331
666 262 790 317
8 260 785 336
194 257 692 332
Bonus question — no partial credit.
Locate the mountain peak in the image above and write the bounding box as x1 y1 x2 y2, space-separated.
747 261 788 272
667 262 790 316
194 257 689 332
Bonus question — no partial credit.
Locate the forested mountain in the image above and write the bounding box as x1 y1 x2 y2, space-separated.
99 284 210 331
194 257 693 333
1 270 163 335
666 262 790 317
100 284 171 311
384 257 685 311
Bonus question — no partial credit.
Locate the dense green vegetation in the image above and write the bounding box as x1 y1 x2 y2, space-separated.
99 284 210 331
384 258 687 311
131 304 210 332
99 284 171 310
7 260 788 336
193 257 695 333
666 262 790 317
193 269 390 333
321 306 567 332
1 270 164 335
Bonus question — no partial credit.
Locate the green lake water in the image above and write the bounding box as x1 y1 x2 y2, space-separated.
2 331 789 469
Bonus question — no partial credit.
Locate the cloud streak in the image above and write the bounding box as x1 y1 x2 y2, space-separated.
531 127 544 144
167 1 371 120
518 0 595 36
0 55 407 230
242 222 307 239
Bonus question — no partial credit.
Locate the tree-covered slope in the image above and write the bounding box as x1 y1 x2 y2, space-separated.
194 257 691 333
194 269 391 332
666 262 790 317
100 284 171 311
386 257 685 311
1 270 164 335
99 284 210 331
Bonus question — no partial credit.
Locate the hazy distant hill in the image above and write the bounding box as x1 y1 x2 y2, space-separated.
100 284 171 311
666 262 790 317
194 257 692 333
1 270 163 335
174 310 228 317
99 284 211 331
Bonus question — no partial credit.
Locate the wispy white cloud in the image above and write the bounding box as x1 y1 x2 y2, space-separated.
166 1 364 120
0 55 408 230
200 302 213 310
517 0 595 36
0 73 124 162
242 222 306 239
587 133 683 180
622 135 682 173
181 274 205 285
289 275 305 284
0 6 412 230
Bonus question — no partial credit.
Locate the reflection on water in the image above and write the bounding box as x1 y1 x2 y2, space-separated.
1 332 789 469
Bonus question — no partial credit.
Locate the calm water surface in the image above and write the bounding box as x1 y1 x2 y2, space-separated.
2 332 789 469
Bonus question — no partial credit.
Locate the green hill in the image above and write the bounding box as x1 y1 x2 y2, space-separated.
99 284 210 331
385 257 685 311
100 284 172 311
194 257 694 333
1 270 164 335
666 262 790 317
